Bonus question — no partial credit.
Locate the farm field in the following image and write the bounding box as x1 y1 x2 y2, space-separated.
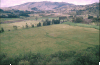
0 23 99 57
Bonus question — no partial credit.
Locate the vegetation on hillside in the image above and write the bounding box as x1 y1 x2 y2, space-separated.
63 22 99 30
0 45 99 65
0 2 99 65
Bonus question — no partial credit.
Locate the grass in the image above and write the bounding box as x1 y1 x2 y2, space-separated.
0 24 99 57
0 45 99 65
0 16 58 31
63 22 99 30
0 21 99 65
0 18 23 22
0 20 40 31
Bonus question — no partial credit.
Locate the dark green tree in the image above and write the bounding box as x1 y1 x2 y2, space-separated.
52 19 60 24
1 28 4 32
88 15 93 19
43 22 47 26
31 24 34 28
37 22 41 27
13 26 17 30
26 23 28 28
73 17 83 23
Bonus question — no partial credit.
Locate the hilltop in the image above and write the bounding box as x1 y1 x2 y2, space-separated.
1 1 99 16
1 1 74 11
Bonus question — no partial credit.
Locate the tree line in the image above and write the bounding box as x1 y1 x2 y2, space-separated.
0 9 33 18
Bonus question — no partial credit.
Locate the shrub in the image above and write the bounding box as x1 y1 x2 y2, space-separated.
47 21 51 25
59 16 67 20
25 23 28 28
44 19 51 25
0 45 99 65
8 14 19 18
43 22 47 26
73 53 99 65
8 30 10 31
37 22 41 27
88 15 93 19
31 24 34 28
0 30 2 33
69 16 73 18
0 28 4 33
1 28 4 32
73 17 83 23
19 13 29 17
18 60 30 65
13 26 17 30
52 19 60 24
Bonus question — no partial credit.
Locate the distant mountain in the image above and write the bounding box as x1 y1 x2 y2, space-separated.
1 1 74 11
55 2 100 15
1 1 99 16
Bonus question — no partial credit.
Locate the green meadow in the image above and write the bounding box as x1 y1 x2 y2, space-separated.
0 17 99 65
0 24 99 56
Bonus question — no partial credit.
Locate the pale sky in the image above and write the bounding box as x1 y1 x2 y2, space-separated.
0 0 99 7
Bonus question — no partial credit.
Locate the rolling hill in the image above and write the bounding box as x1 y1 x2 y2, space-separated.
0 1 99 16
1 1 74 11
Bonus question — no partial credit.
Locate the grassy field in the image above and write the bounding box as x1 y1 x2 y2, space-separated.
0 16 59 31
0 24 99 57
63 22 100 30
0 20 40 31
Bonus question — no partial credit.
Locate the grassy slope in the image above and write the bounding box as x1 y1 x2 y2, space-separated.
63 22 100 30
0 16 58 31
0 24 99 57
0 20 40 31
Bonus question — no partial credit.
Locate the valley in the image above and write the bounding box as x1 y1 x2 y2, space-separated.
0 1 100 65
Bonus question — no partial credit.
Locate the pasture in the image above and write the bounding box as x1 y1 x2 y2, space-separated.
0 16 99 65
0 16 59 31
0 23 99 57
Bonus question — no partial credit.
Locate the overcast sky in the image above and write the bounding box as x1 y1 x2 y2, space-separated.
0 0 99 7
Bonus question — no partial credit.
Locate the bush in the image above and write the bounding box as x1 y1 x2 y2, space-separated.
73 17 83 23
43 22 47 26
0 45 99 65
19 13 29 17
88 15 93 19
8 14 19 18
51 51 75 61
73 53 99 65
13 26 17 30
0 28 4 33
69 16 73 18
25 23 28 28
52 19 60 24
47 21 51 25
0 30 2 33
37 22 41 27
18 60 30 65
31 24 34 28
1 28 4 32
59 16 67 20
44 19 51 25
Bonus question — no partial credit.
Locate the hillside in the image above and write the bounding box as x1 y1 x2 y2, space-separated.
1 1 74 11
1 1 99 16
55 3 100 15
0 1 99 65
0 23 99 65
